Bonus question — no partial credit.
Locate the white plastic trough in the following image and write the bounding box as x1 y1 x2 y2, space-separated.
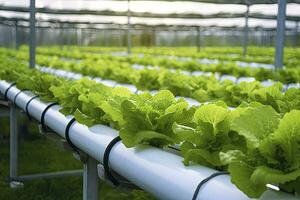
0 80 299 200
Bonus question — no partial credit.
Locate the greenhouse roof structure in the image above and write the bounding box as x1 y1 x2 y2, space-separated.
0 0 297 68
0 0 299 28
124 0 300 4
0 1 300 29
1 6 300 21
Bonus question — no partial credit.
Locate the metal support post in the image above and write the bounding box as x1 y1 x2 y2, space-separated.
152 27 156 47
259 28 263 46
118 29 122 47
275 0 286 69
83 156 99 200
196 26 200 52
294 21 299 47
127 0 131 54
4 100 84 188
82 28 85 46
10 105 18 179
14 21 19 49
77 28 82 46
10 24 14 48
243 3 250 56
7 103 83 186
59 24 63 48
29 0 36 68
200 28 205 49
174 30 178 47
9 105 22 188
103 29 107 46
67 27 71 46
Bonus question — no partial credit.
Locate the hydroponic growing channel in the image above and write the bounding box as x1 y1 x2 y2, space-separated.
1 0 300 200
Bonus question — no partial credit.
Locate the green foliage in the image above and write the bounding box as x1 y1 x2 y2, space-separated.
1 48 300 198
25 46 300 84
120 91 195 147
220 108 300 198
173 104 245 167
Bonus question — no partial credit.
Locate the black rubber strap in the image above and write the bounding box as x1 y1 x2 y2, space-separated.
4 83 16 100
13 89 28 105
40 102 58 132
168 145 180 151
65 117 79 154
25 95 39 120
192 171 229 200
103 136 122 186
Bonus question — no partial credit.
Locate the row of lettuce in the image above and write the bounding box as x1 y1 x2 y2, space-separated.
129 46 300 68
20 46 300 84
1 54 300 198
56 46 300 69
2 48 300 114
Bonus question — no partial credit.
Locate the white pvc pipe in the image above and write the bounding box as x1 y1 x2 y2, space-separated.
0 80 298 200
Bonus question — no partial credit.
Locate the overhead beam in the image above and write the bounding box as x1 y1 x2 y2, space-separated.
114 0 300 4
1 16 296 32
1 5 300 21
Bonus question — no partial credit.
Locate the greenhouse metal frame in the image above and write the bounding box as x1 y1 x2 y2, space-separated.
0 0 299 68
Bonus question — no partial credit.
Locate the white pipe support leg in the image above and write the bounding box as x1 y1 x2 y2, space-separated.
83 156 99 200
